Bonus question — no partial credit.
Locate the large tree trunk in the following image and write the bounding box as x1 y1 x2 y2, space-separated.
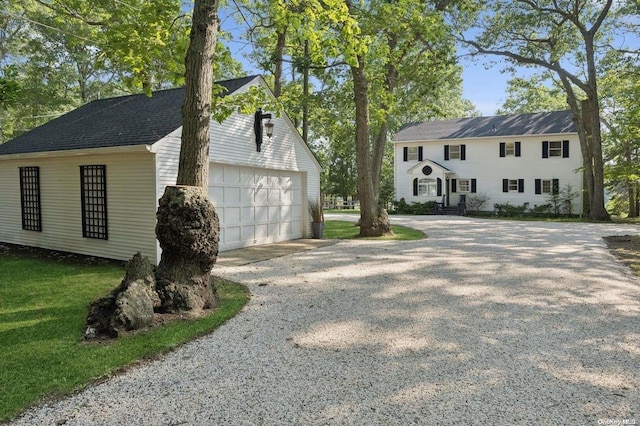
155 0 220 313
350 55 391 237
176 0 219 188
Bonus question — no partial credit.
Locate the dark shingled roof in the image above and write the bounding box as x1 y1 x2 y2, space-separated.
394 110 576 142
0 75 259 156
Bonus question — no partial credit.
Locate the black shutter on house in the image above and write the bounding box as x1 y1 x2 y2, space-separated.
562 140 569 158
460 144 466 160
471 179 477 193
518 179 525 193
413 178 418 196
403 147 408 162
503 179 509 193
444 145 449 161
437 178 442 196
542 141 549 158
451 179 457 193
515 142 521 157
535 179 542 194
553 179 560 194
499 142 506 157
418 146 423 161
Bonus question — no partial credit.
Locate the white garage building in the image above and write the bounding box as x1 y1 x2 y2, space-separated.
0 75 321 263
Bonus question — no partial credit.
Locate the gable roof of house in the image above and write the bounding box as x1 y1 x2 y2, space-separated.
394 110 576 143
0 75 259 156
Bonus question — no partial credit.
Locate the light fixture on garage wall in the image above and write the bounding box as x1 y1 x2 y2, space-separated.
254 109 274 152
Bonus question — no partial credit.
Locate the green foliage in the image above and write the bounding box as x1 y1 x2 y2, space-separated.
466 193 490 214
0 254 248 421
493 202 529 217
393 198 437 215
496 73 569 115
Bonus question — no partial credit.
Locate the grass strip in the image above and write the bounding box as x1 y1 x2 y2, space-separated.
324 220 425 240
0 255 249 421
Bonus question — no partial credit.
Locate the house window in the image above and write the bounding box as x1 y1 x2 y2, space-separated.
80 165 108 240
458 179 470 193
449 145 460 159
445 144 466 160
543 140 569 158
536 178 559 195
505 142 515 156
549 141 562 157
19 167 42 232
503 178 525 193
418 178 437 196
407 147 418 161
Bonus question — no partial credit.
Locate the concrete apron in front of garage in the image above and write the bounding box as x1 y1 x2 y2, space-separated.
216 239 337 266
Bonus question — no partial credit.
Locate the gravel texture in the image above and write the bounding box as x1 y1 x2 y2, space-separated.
12 215 640 425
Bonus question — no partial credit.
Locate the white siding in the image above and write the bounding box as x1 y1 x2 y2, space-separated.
395 134 583 213
153 78 321 258
0 152 157 261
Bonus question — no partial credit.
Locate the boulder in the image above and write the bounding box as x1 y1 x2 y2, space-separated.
85 253 159 339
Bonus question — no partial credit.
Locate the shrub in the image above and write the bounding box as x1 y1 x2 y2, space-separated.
494 202 528 217
466 193 490 215
393 199 437 215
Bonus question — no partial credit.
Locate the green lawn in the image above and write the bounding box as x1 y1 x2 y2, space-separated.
324 220 426 240
0 254 249 421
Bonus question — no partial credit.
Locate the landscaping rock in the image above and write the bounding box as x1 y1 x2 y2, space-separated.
85 253 159 339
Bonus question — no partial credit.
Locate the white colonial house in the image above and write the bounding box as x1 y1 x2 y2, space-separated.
0 75 321 263
393 110 583 214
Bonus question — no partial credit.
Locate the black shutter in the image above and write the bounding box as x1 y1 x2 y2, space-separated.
503 179 509 193
437 178 442 196
518 178 525 193
451 179 457 193
403 147 408 162
535 179 541 194
515 142 521 157
460 144 466 160
542 141 549 158
418 146 423 161
444 145 449 161
553 179 560 194
471 179 477 193
499 142 506 157
413 178 418 196
562 140 569 158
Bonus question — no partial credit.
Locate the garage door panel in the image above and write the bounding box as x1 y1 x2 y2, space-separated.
224 166 241 184
226 207 240 224
210 186 224 205
255 206 268 222
242 207 254 223
269 206 280 220
209 163 305 251
256 188 268 203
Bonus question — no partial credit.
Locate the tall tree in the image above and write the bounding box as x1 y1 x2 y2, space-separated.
460 0 635 221
496 73 568 115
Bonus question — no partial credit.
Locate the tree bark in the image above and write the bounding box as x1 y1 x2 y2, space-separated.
273 30 286 98
350 55 391 237
155 0 221 313
176 0 219 188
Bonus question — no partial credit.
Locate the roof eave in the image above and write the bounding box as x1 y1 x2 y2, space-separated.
393 131 579 144
0 143 153 160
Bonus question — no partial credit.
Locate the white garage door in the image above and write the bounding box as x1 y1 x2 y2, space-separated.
208 163 305 251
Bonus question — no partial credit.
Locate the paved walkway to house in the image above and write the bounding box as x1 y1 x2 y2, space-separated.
13 215 640 425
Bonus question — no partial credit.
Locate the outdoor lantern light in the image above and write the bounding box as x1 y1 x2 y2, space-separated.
264 119 274 139
254 109 273 152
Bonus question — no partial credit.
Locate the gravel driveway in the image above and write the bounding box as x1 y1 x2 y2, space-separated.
13 216 640 425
